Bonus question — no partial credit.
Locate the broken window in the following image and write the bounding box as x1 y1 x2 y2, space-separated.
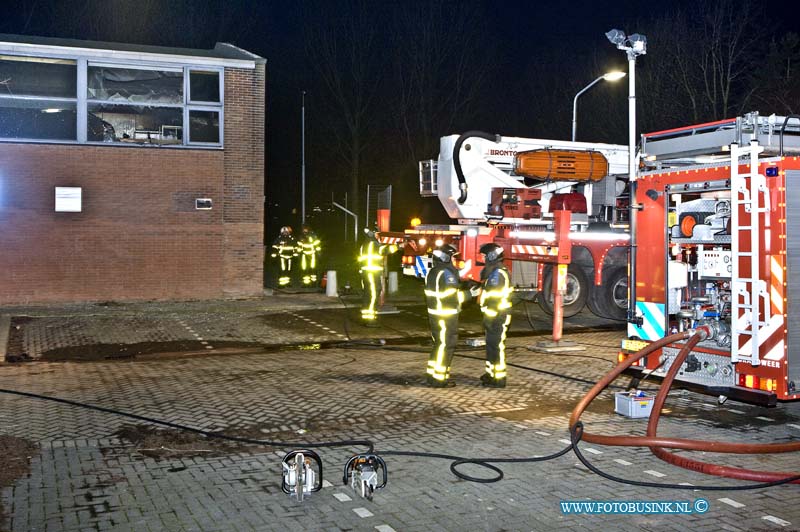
0 56 77 140
87 66 182 104
0 56 224 146
87 103 182 144
87 65 183 144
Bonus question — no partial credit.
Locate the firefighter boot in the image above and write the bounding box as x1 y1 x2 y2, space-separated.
426 375 455 388
480 373 506 388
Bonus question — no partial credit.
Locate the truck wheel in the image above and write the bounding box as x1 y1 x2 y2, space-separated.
586 274 604 318
591 266 628 321
678 212 712 238
538 265 588 317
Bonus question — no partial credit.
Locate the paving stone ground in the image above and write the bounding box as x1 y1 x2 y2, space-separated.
1 297 799 531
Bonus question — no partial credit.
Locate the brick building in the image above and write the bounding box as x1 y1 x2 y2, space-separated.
0 35 266 304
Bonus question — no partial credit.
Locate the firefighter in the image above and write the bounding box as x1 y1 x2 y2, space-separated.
271 226 297 288
424 244 466 387
357 227 397 324
478 243 512 388
298 224 322 287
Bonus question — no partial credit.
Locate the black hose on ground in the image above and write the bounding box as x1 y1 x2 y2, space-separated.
0 387 375 453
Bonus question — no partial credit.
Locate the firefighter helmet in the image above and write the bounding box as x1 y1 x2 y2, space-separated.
432 244 458 264
280 226 293 237
479 243 504 263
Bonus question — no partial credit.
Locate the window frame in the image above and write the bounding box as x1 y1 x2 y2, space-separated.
185 67 224 146
186 105 223 146
0 55 79 142
187 67 222 105
0 53 225 149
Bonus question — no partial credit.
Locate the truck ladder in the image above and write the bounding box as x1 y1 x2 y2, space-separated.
730 141 771 365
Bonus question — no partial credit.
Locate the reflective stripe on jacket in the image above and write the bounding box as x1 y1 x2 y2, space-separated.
358 241 398 273
480 265 512 317
271 237 297 259
425 265 464 317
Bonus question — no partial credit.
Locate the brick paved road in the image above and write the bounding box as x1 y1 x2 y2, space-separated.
4 297 617 361
1 302 800 531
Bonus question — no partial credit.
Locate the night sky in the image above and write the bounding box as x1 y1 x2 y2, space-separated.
1 0 799 241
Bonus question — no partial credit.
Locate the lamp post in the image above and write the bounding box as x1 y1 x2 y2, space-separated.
605 28 646 325
571 71 626 142
301 90 306 225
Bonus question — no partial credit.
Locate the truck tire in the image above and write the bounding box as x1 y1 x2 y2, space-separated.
589 266 628 321
538 265 588 318
585 273 604 318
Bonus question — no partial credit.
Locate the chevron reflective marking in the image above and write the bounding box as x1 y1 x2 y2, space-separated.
416 256 428 277
739 313 784 357
627 302 665 340
764 339 785 361
512 244 558 256
770 257 783 314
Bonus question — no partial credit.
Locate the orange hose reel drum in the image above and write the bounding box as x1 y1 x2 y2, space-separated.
680 215 697 237
514 149 609 182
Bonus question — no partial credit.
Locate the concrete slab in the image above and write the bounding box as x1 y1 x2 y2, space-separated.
527 339 587 353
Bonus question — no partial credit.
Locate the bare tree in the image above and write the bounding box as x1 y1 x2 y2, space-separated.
754 33 800 114
637 1 765 126
303 0 382 222
390 2 495 164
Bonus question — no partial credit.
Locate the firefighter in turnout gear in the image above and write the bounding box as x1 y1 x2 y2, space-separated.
357 228 397 324
298 224 322 287
424 244 466 387
271 226 297 288
478 243 512 388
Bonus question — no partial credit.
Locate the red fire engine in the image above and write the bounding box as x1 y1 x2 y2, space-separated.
621 112 800 405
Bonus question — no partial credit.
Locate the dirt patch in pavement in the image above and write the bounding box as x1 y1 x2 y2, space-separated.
5 318 34 363
112 424 246 459
40 340 263 362
111 404 461 461
0 435 38 528
486 395 617 421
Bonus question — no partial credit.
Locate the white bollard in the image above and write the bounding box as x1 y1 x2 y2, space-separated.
326 270 338 297
388 271 399 294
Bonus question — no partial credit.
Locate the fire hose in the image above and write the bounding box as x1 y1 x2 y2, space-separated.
570 328 800 484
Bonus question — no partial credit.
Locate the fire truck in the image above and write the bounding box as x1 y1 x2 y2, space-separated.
398 132 632 320
620 112 800 404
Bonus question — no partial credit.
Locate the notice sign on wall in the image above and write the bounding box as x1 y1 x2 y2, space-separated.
55 187 82 212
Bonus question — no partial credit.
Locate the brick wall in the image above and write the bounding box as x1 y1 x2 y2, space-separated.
223 65 265 296
0 66 265 304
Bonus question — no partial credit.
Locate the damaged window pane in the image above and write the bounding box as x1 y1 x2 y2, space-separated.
0 56 77 98
0 56 223 146
189 70 220 103
0 99 77 140
88 103 182 144
189 110 219 143
88 66 182 104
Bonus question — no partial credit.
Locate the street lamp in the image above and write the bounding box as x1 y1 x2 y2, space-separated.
301 90 306 225
605 28 646 324
571 71 626 142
